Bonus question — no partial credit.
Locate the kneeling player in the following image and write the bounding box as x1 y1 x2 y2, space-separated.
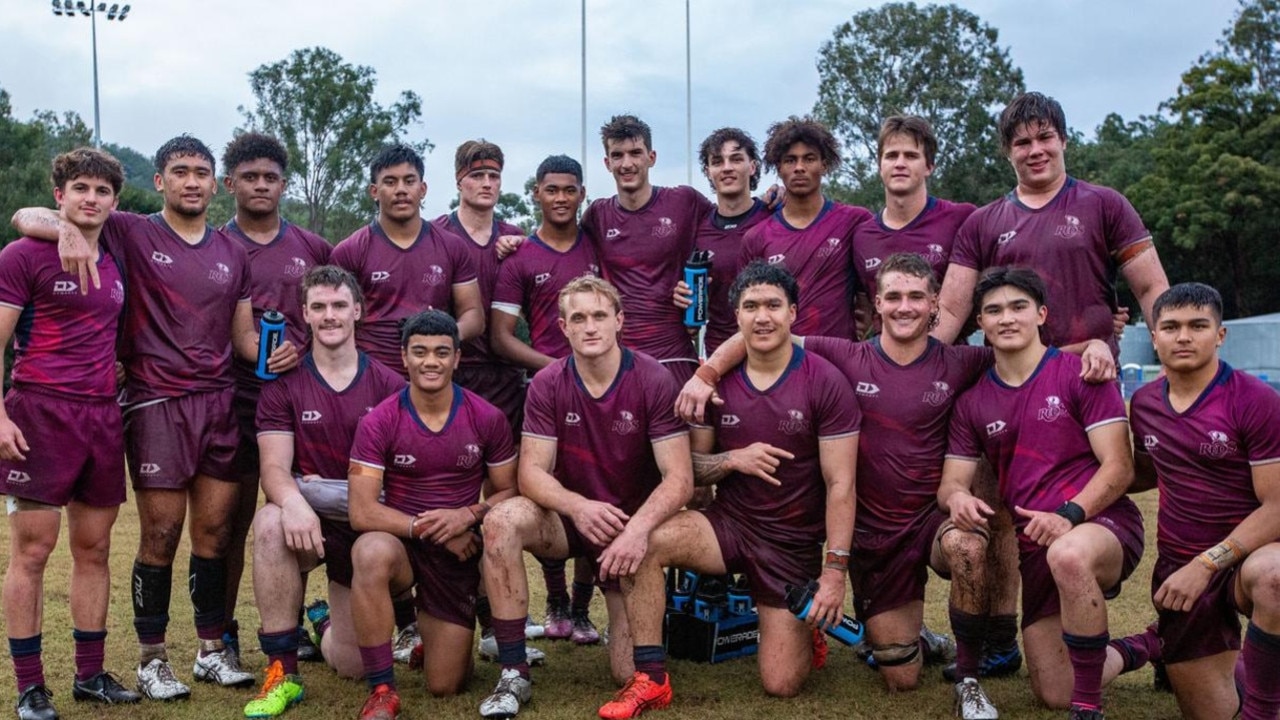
1130 283 1280 720
940 267 1143 719
244 266 403 717
1 148 140 720
478 276 692 719
624 262 858 704
347 310 518 718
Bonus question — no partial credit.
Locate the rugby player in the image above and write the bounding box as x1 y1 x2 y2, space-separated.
347 310 518 718
624 261 858 706
242 266 403 718
477 275 692 719
940 267 1143 718
1129 283 1280 720
220 132 332 662
12 135 297 699
2 148 139 720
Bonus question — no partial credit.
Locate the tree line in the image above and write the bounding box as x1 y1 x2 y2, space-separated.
1 1 1275 317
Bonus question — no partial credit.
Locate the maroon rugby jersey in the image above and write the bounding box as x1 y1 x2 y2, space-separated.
256 351 404 480
947 348 1134 551
223 219 332 397
350 385 516 515
522 349 687 515
701 347 860 544
431 212 524 366
1131 362 1280 566
491 232 599 360
580 186 712 364
331 221 477 373
740 200 871 340
102 212 251 404
0 238 124 398
950 178 1148 356
806 336 990 534
695 198 770 354
852 197 974 298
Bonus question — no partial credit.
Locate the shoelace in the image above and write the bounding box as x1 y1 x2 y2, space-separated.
255 663 286 698
958 681 989 707
615 676 654 703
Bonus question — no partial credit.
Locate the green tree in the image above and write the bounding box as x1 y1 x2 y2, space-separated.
239 47 429 240
812 2 1024 207
1219 0 1279 93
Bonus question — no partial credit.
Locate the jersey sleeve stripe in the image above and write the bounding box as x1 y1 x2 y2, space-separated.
255 430 295 438
486 453 518 467
1248 457 1280 467
945 452 982 462
817 430 859 441
350 459 385 471
651 430 691 444
492 302 522 317
1084 417 1128 432
523 432 558 442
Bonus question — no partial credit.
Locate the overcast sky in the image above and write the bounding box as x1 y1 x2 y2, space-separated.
2 0 1241 221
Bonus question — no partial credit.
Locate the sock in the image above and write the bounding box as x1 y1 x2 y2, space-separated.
131 561 171 647
633 645 666 684
359 643 395 690
540 558 569 608
393 595 416 631
1239 622 1280 720
571 581 594 616
476 596 493 632
72 628 108 681
949 608 988 681
189 554 228 646
493 616 530 677
9 635 44 691
1063 631 1109 710
259 628 300 675
987 614 1018 651
1108 623 1161 674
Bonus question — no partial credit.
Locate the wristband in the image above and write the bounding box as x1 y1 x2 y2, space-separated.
823 562 849 574
824 550 849 569
1198 538 1246 571
694 363 721 387
1055 501 1086 527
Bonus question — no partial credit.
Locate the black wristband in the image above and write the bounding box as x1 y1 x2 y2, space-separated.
1055 501 1086 527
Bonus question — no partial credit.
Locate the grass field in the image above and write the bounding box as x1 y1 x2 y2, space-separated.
0 490 1183 720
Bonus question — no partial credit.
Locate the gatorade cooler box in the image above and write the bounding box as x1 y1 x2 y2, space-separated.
662 569 759 663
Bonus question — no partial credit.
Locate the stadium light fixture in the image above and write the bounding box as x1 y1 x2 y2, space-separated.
50 0 134 146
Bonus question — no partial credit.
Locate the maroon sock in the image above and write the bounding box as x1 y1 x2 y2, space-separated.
359 642 395 690
73 629 108 681
1063 631 1109 710
1108 623 1161 674
1239 622 1280 720
949 608 987 681
493 616 530 677
9 636 44 690
633 645 666 684
259 628 300 675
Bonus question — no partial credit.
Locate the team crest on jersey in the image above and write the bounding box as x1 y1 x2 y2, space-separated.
1199 430 1238 459
985 420 1007 437
1037 396 1065 422
864 257 881 271
589 263 601 275
422 265 445 286
606 229 621 240
394 454 417 467
923 381 953 407
111 280 125 304
720 414 741 427
564 412 582 426
855 382 880 397
924 244 945 264
997 230 1017 246
652 217 676 239
151 251 173 266
208 262 232 285
457 443 482 469
534 272 552 286
1055 215 1083 239
301 410 322 423
285 257 308 278
6 470 31 484
778 409 811 435
53 280 78 294
817 237 842 258
766 254 786 265
612 410 640 435
1143 435 1159 450
370 271 391 283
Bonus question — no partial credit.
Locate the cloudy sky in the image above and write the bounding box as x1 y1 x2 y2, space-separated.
2 0 1240 220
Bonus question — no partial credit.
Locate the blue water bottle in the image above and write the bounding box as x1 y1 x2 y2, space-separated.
785 580 864 646
683 250 711 328
256 309 286 381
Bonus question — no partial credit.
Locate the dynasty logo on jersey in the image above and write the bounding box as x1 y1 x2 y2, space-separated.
856 382 880 397
985 420 1008 437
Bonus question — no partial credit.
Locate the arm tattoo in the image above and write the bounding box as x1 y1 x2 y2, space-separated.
692 451 731 487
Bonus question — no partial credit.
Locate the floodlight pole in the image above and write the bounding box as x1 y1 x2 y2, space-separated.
52 2 132 147
90 5 101 146
581 0 587 189
685 0 692 186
